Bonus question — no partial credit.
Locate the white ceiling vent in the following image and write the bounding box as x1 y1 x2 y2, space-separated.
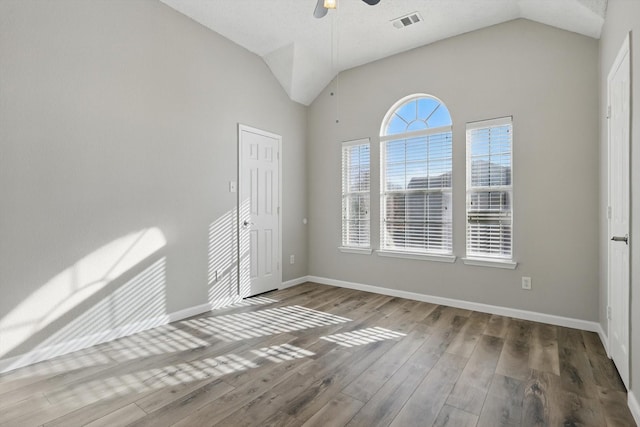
391 12 422 29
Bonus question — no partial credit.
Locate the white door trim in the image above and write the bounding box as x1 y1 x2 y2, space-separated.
237 124 283 296
606 32 630 388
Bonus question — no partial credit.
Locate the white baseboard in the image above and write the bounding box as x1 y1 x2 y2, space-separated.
0 302 215 374
597 323 610 357
281 276 310 289
629 391 640 426
306 275 601 333
168 303 213 322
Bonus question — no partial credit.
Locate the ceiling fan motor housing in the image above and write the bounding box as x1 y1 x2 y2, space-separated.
314 0 381 19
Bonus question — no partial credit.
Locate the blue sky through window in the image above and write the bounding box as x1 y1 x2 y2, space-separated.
470 126 511 163
385 97 452 136
383 96 453 190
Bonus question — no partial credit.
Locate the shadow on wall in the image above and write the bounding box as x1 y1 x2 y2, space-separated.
2 200 259 373
0 228 167 370
239 197 251 298
208 206 238 308
208 198 251 308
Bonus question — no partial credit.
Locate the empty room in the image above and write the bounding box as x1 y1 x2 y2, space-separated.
0 0 638 426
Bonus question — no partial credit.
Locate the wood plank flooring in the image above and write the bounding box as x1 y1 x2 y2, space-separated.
0 283 635 427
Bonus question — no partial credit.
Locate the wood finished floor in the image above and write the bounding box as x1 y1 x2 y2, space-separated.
0 283 635 427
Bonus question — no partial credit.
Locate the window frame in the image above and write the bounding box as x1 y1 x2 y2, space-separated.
463 116 517 269
378 94 455 261
340 138 372 254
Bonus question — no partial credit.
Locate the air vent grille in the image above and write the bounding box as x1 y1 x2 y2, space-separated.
392 12 422 29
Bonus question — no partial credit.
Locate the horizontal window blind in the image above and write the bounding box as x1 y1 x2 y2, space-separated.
342 139 370 248
466 117 513 259
381 131 453 254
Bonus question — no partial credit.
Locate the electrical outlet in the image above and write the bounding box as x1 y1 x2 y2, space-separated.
290 255 295 265
522 276 532 290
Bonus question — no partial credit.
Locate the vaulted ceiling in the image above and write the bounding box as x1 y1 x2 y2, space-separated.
160 0 608 106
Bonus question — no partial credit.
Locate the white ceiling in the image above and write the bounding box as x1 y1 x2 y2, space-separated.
160 0 607 106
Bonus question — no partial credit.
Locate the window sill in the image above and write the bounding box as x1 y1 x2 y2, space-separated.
462 257 517 269
377 250 456 263
339 247 373 255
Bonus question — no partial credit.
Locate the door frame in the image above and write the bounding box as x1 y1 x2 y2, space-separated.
606 32 631 387
237 123 283 297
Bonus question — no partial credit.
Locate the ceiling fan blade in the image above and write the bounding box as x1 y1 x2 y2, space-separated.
314 0 328 18
361 0 381 4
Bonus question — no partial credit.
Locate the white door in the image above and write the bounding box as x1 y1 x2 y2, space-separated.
607 33 630 389
238 125 281 297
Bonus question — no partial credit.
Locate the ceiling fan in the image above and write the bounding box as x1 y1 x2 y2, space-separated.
314 0 381 18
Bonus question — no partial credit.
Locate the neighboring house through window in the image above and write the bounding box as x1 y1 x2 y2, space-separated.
379 94 453 259
465 117 514 265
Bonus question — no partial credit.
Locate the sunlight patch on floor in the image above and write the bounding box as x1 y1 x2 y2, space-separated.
44 343 314 406
103 324 210 362
182 305 351 342
320 327 406 348
232 296 279 307
250 343 315 363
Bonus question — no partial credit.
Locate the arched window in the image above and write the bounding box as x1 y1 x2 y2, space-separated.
382 95 452 136
379 94 453 257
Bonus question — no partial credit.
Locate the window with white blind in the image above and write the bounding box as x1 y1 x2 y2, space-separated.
465 117 514 264
379 95 453 259
341 139 371 251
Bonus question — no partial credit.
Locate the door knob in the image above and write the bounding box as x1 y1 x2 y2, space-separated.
611 234 629 244
243 220 254 227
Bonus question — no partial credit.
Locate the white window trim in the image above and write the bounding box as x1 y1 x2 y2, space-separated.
465 116 514 262
339 247 373 255
379 93 451 136
341 138 371 251
377 250 456 263
379 94 454 257
342 138 370 148
380 125 453 142
462 257 517 269
466 116 512 130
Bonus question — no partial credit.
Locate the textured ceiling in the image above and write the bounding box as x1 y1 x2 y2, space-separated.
160 0 607 105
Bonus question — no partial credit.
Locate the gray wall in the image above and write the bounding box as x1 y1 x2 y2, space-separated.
599 0 640 404
0 0 307 361
308 19 600 321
